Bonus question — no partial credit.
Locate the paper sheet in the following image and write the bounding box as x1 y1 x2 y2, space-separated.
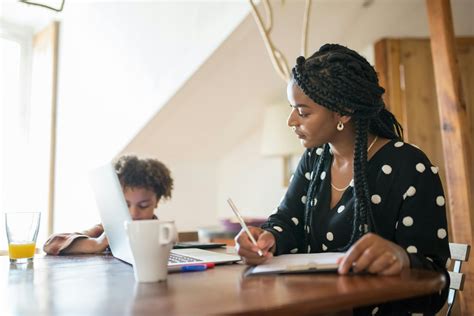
249 252 344 275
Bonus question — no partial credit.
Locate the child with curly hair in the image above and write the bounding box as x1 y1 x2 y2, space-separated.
43 155 173 255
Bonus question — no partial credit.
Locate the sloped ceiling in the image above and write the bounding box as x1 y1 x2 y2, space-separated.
122 0 473 162
122 10 283 161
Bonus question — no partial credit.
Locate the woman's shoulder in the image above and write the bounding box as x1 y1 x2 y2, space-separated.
375 139 435 166
369 140 443 197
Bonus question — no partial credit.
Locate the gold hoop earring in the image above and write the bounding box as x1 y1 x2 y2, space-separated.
337 121 344 131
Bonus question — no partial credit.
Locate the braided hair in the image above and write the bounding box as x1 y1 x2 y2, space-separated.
292 44 403 251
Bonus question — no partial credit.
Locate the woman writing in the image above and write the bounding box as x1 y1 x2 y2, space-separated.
235 44 449 315
43 155 173 255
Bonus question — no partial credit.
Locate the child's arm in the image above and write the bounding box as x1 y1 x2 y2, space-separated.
61 232 109 254
43 224 109 255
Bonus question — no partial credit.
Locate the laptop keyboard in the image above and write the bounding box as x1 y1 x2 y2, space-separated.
168 252 203 264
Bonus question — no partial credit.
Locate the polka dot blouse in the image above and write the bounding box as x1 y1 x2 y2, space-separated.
262 140 449 315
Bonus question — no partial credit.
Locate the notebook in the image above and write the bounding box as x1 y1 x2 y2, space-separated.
89 162 241 267
245 252 344 276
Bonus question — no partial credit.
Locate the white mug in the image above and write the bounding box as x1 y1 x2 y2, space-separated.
124 220 177 283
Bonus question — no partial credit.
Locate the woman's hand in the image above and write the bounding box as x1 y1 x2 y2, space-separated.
234 226 275 265
337 233 410 275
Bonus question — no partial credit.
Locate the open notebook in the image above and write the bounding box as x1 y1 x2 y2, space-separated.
245 252 344 276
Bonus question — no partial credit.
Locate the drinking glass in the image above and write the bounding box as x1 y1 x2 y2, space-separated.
5 212 41 264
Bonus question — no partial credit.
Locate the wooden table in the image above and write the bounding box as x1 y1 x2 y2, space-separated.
0 253 446 315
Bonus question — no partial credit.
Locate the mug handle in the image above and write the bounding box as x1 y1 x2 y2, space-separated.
160 223 177 245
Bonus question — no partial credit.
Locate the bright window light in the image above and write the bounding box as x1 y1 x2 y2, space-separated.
0 28 49 251
0 37 23 250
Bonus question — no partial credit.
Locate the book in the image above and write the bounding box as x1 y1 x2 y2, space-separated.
245 252 344 276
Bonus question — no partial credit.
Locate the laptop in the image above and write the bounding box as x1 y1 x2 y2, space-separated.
89 163 241 267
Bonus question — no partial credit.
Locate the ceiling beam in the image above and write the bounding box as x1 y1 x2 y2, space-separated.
426 0 473 313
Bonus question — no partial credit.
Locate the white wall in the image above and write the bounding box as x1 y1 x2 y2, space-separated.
216 128 288 220
153 127 291 232
156 160 219 231
49 2 249 232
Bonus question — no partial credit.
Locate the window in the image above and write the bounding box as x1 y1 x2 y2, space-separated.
0 21 57 250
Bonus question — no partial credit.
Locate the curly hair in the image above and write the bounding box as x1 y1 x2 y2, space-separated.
114 155 173 201
292 44 403 251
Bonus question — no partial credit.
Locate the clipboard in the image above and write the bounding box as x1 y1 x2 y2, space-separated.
244 252 344 276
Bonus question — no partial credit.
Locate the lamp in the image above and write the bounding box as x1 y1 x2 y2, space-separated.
261 103 304 187
19 0 65 12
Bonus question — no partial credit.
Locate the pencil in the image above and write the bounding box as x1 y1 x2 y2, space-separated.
227 198 263 257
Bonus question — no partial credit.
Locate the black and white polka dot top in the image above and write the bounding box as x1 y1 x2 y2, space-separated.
262 140 450 313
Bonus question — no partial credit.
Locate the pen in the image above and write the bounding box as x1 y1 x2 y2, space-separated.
227 198 263 257
169 262 215 273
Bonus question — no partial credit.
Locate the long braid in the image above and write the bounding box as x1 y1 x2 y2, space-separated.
292 43 404 250
304 144 330 249
370 108 403 140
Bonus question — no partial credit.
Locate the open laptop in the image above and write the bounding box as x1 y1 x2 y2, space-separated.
89 162 241 267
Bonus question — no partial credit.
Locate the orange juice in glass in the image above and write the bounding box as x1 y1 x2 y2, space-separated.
5 212 41 264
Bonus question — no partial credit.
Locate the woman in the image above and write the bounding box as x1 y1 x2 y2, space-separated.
43 155 173 255
235 44 449 315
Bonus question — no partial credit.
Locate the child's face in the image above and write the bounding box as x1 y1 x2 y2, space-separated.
123 187 158 220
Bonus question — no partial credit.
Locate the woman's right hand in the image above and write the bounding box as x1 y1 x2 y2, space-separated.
234 226 276 265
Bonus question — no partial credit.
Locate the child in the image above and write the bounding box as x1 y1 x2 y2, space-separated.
43 155 173 255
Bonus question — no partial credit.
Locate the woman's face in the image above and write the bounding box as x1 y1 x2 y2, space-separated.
287 81 339 149
123 187 158 220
